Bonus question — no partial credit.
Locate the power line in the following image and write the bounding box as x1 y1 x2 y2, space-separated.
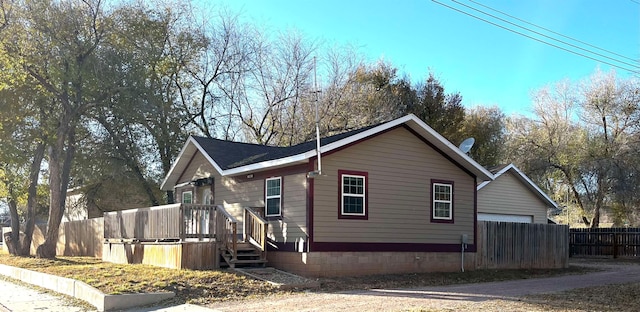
449 0 640 69
466 0 638 63
431 0 640 74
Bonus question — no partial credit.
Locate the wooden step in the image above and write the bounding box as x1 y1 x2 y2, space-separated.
227 258 268 264
223 250 261 256
236 242 260 251
220 241 267 268
221 253 267 268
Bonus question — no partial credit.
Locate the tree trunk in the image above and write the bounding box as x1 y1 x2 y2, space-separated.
5 197 20 256
590 171 608 229
591 187 604 229
36 128 75 258
19 142 45 256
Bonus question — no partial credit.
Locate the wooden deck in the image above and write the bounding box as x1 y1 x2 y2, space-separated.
103 204 268 269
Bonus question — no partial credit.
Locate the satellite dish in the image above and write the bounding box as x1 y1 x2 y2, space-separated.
458 138 475 153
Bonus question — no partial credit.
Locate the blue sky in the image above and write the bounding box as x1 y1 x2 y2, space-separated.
213 0 639 116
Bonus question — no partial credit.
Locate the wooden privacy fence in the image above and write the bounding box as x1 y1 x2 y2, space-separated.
476 221 569 269
570 228 640 258
2 218 104 257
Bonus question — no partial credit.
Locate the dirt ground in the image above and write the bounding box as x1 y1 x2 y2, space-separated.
207 261 640 312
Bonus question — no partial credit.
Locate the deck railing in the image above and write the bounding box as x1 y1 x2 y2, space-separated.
244 207 267 256
181 204 216 239
103 204 268 264
104 204 183 240
104 204 218 241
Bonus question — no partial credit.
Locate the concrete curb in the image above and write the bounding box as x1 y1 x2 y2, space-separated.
0 264 174 311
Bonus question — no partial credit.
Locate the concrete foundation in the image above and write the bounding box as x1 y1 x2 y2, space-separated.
267 251 475 277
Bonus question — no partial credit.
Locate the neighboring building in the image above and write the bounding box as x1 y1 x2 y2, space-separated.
64 187 90 222
161 114 493 277
477 164 559 224
64 179 164 222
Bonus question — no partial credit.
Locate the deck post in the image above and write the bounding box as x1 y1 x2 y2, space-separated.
179 204 185 241
231 222 238 261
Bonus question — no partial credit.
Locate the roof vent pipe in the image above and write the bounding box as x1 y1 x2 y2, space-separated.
308 56 322 178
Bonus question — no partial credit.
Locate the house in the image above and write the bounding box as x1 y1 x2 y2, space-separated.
64 179 165 222
477 164 559 224
64 187 90 222
160 114 493 277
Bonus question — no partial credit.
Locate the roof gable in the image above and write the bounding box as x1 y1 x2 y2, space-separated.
477 163 559 209
161 114 494 190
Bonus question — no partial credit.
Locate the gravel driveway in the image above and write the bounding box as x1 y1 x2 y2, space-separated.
207 262 640 312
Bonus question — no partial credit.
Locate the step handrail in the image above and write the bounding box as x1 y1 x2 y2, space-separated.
215 205 238 261
243 207 268 255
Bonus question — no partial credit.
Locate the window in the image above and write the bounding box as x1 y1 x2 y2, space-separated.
202 189 213 205
431 180 453 222
182 190 193 204
265 177 281 217
339 170 368 219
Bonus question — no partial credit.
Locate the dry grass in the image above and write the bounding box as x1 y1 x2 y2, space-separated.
0 254 280 305
318 266 593 292
0 254 612 311
523 282 640 312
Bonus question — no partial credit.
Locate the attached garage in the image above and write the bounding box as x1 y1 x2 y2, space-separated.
477 164 559 224
477 212 533 223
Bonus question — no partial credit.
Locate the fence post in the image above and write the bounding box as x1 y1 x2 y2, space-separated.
613 233 618 259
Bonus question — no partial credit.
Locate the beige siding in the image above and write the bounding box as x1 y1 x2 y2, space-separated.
216 175 262 224
267 173 308 245
175 152 215 207
175 150 308 242
216 174 308 242
313 127 476 244
477 172 548 224
177 152 216 183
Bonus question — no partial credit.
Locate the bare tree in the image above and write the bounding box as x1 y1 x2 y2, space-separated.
506 70 640 227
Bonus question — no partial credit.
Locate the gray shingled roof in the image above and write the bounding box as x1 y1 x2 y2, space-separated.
486 164 509 174
192 125 378 170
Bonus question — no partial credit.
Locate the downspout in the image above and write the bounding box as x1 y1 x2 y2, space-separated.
461 234 468 272
461 243 465 272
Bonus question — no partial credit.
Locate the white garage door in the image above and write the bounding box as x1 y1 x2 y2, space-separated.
477 213 533 223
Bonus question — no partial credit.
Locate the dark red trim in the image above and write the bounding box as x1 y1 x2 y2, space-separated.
307 159 315 252
403 125 476 180
337 170 369 220
264 176 283 219
310 242 475 252
430 179 454 224
231 163 307 183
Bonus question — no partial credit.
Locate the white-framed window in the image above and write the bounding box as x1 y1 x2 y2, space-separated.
432 181 453 221
339 170 367 218
182 190 193 204
265 177 281 217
